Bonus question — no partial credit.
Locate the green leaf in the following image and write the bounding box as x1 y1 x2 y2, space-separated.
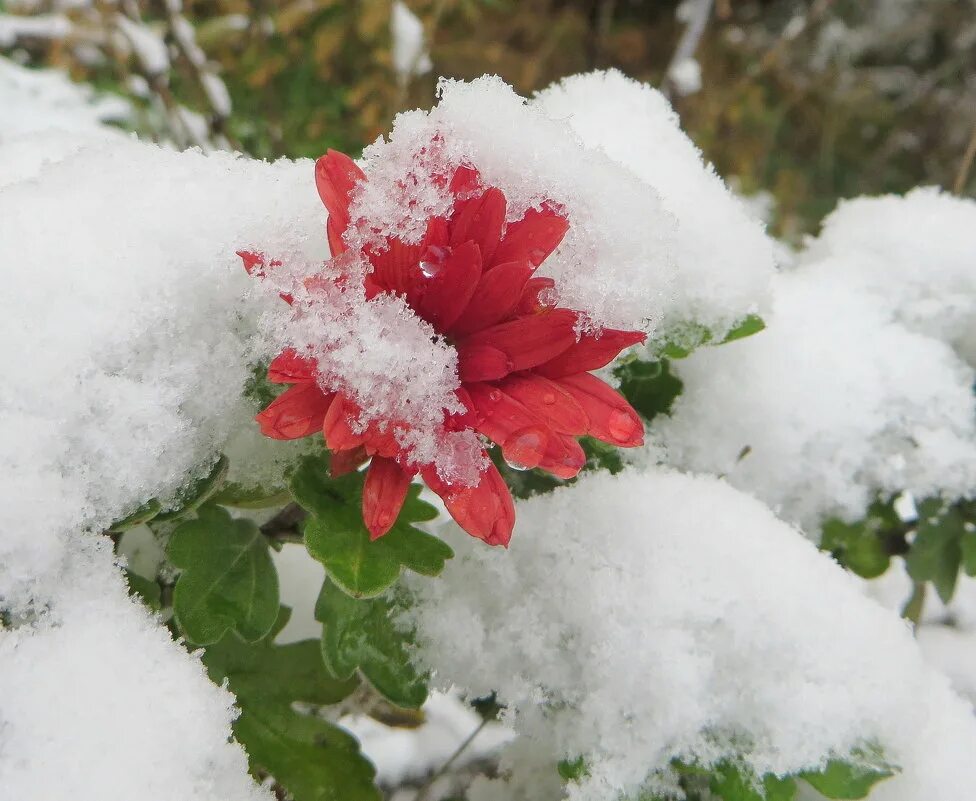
168 505 280 644
709 762 797 801
961 531 976 576
291 456 450 598
202 613 374 801
719 314 766 344
212 481 292 509
905 500 964 603
614 358 683 423
108 499 162 532
820 518 890 579
800 757 894 799
315 578 427 708
155 454 230 522
557 757 588 782
124 569 161 611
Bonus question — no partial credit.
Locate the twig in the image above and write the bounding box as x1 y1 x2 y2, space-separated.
953 120 976 195
662 0 712 99
414 717 489 801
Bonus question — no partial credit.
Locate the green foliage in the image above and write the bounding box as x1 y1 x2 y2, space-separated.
904 499 965 603
168 504 280 644
708 762 796 801
290 455 450 598
653 315 766 360
315 578 427 708
108 499 162 532
799 752 895 799
557 756 588 782
154 454 230 522
820 499 903 579
211 482 292 510
202 609 375 801
124 569 162 611
614 358 683 424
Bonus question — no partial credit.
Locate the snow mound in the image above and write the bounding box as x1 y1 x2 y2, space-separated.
532 70 774 342
651 265 976 533
407 468 976 801
802 187 976 366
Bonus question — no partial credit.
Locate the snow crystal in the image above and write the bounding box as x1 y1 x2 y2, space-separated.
650 266 976 533
667 56 702 95
533 70 774 341
407 468 976 801
391 0 431 86
801 188 976 366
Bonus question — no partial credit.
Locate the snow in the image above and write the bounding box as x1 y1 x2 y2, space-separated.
391 1 431 85
650 253 976 534
350 71 774 337
668 56 702 95
0 12 71 45
801 188 976 367
115 14 170 76
407 468 976 801
532 70 774 341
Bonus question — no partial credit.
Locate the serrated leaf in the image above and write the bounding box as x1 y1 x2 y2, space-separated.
109 499 162 532
315 578 427 708
168 505 280 644
291 456 450 598
202 613 373 801
800 757 894 799
905 501 964 603
155 454 230 522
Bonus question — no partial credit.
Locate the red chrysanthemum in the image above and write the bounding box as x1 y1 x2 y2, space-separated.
245 149 646 547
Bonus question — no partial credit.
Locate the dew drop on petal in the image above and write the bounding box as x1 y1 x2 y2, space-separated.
489 389 502 402
542 392 556 405
419 244 451 278
608 409 639 443
503 426 547 471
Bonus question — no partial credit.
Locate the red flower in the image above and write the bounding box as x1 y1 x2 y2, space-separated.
247 149 646 547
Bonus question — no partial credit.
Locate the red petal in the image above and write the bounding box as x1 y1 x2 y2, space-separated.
362 456 412 540
493 205 569 267
459 309 579 373
424 461 515 547
326 217 347 256
315 150 365 230
537 433 586 479
457 344 513 383
536 329 647 379
323 394 366 451
497 373 587 435
515 276 556 316
450 187 506 266
449 259 534 337
410 241 483 331
554 373 644 447
255 383 333 440
238 250 264 276
367 238 425 296
268 348 317 384
466 382 544 448
450 164 482 196
330 445 368 476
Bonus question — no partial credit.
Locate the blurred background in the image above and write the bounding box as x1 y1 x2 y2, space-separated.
2 0 974 239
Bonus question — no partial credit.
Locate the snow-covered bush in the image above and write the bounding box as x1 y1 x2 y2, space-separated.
2 58 975 801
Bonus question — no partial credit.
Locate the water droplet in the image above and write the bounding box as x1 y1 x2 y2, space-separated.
608 410 639 442
542 392 556 405
419 244 451 278
488 389 502 402
503 427 546 471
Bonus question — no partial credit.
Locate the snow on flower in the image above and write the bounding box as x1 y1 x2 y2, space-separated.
247 149 647 546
